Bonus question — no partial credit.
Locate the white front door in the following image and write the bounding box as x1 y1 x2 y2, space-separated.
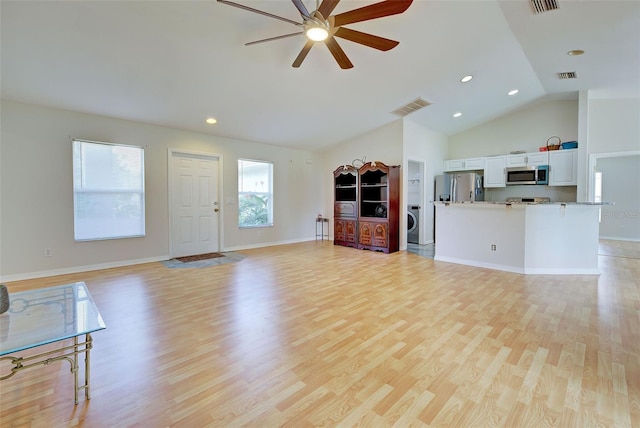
170 152 220 257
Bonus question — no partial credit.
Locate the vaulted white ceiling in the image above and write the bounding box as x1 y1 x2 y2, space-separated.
2 1 639 150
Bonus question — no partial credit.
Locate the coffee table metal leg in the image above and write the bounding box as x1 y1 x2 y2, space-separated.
0 334 94 404
85 333 92 400
73 336 79 404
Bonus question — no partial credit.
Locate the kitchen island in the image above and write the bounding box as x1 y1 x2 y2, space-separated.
434 201 608 275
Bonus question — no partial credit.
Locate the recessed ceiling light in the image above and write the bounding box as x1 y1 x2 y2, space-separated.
567 49 584 56
205 117 217 125
453 112 462 118
460 75 473 83
508 89 519 96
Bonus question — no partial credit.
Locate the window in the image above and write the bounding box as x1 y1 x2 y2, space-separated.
238 159 273 227
594 171 602 203
73 139 145 241
594 171 603 223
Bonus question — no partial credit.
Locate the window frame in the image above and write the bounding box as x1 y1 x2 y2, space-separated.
72 139 146 241
237 158 273 228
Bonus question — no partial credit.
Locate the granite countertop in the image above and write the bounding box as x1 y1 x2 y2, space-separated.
433 201 614 206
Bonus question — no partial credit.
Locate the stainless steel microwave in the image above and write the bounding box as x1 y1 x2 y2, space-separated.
506 165 549 185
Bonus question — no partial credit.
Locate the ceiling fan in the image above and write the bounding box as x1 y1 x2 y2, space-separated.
218 0 413 69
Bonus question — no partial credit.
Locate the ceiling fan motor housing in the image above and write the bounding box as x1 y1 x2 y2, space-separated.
304 12 330 41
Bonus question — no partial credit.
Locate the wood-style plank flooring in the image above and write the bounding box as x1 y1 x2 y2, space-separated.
1 240 639 427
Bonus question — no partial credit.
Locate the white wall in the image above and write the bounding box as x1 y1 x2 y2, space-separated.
0 101 325 280
435 204 526 272
588 98 640 154
484 185 577 203
587 97 640 239
448 99 579 158
322 120 404 238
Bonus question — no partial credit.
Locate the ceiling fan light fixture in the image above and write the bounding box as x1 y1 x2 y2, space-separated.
306 26 329 41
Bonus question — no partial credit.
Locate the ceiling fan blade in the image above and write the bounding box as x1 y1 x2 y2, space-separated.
325 37 354 69
217 0 301 26
291 0 310 18
292 40 315 68
318 0 341 18
246 32 304 46
332 0 413 27
333 27 399 51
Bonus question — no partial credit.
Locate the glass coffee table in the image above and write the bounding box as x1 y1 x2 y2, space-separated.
0 282 106 404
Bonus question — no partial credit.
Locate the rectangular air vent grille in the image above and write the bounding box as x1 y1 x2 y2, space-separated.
558 71 577 79
391 97 431 117
530 0 559 14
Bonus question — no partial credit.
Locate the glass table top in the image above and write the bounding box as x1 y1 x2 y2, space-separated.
0 282 106 356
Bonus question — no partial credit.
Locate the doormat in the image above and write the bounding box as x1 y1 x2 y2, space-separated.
175 252 224 263
161 252 245 269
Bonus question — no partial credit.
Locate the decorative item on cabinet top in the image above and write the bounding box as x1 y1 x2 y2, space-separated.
540 136 578 152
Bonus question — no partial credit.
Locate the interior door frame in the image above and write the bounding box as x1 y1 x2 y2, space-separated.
168 149 224 257
588 150 640 201
406 158 426 246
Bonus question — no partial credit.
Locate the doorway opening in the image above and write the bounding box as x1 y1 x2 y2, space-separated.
589 151 639 242
407 159 425 246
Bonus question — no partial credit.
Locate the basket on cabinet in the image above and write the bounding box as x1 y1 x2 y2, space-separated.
541 136 561 151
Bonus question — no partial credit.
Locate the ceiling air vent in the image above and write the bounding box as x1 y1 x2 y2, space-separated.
392 97 431 117
558 71 577 79
530 0 559 14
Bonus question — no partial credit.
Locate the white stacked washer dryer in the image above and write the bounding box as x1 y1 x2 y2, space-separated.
407 205 420 244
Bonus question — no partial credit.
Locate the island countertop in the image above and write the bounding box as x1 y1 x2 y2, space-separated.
434 202 602 275
433 201 613 206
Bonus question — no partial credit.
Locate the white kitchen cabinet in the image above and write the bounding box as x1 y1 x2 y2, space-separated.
549 149 578 186
507 152 548 167
444 157 484 172
483 155 506 187
464 157 484 170
526 152 549 166
506 153 527 167
444 159 465 171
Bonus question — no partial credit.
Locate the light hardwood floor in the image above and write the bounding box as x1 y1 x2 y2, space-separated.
1 240 639 427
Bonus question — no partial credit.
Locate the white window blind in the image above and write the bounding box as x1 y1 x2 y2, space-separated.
73 139 145 241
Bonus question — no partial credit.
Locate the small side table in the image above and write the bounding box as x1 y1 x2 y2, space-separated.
315 217 329 241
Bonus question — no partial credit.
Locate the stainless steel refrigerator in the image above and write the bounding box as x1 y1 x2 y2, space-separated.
435 173 484 202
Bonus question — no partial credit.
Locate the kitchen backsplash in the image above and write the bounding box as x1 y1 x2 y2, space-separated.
485 185 577 202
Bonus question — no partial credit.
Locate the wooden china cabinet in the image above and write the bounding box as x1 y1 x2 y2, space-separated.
333 165 358 248
358 161 400 253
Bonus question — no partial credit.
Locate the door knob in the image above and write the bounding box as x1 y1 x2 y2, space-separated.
214 208 219 212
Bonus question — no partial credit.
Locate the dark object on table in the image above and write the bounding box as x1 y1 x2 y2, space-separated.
0 284 9 314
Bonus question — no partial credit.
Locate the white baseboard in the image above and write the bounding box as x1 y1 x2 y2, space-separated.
434 256 601 275
522 267 601 275
599 236 640 243
434 256 525 274
1 238 323 283
0 256 169 283
222 237 316 253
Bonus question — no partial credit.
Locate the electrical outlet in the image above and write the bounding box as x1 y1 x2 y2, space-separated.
44 248 53 257
490 244 497 251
